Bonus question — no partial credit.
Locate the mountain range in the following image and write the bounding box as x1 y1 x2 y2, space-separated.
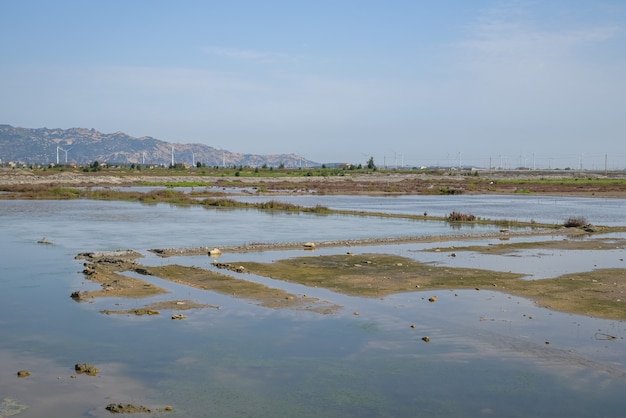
0 124 317 168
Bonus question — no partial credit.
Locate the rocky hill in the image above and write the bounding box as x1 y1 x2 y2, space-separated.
0 124 316 167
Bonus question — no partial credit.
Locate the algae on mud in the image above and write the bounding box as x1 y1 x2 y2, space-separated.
75 251 340 314
75 241 626 320
235 253 626 321
429 236 626 255
141 264 340 314
236 253 524 297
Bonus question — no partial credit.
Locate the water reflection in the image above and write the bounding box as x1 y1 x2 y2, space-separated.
1 198 625 417
232 194 626 226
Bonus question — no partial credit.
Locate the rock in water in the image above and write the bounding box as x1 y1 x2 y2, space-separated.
75 363 99 376
105 403 151 414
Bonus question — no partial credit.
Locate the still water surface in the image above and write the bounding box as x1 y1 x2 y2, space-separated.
1 196 625 417
233 193 626 226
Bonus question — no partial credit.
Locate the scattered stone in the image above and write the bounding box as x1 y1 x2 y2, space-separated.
105 403 151 414
428 296 438 302
132 309 160 316
208 248 222 257
303 242 316 249
353 311 359 316
410 324 415 328
213 261 245 273
422 336 430 343
171 314 187 320
583 224 596 233
70 290 91 301
17 370 30 378
75 363 99 376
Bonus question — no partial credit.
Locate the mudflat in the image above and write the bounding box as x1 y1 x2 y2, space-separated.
5 167 625 320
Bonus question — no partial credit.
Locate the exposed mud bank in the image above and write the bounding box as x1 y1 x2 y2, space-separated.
148 227 591 257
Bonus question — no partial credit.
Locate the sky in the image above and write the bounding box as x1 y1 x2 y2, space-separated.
2 0 626 169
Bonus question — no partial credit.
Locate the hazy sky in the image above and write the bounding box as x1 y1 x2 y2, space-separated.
2 1 626 168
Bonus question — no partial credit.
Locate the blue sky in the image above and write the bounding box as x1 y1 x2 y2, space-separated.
2 1 626 168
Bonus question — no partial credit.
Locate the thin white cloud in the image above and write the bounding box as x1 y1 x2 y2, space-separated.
202 46 289 63
455 3 623 72
98 66 269 94
458 23 620 63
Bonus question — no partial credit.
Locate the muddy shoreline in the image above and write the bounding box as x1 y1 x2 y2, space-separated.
5 168 625 320
148 227 590 257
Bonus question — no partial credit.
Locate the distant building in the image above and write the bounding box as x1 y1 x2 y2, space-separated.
324 163 352 169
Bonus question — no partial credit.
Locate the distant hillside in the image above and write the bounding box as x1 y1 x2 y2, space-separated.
0 124 316 168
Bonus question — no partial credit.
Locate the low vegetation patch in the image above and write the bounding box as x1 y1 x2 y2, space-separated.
236 253 626 320
237 253 523 297
563 216 588 228
446 211 477 222
428 235 626 255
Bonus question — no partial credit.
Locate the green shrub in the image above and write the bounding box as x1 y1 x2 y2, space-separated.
446 211 476 222
563 216 587 227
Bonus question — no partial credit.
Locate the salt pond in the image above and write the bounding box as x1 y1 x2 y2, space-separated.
1 196 625 417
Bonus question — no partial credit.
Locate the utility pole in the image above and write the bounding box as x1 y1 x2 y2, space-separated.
579 153 583 171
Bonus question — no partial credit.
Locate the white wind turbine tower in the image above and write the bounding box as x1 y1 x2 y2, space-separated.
57 146 71 164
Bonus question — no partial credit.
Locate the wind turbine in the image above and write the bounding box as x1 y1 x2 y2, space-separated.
57 146 71 164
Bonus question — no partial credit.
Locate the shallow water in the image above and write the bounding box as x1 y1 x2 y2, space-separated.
1 197 625 417
233 194 626 226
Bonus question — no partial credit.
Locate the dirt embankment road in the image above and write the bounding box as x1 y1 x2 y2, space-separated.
3 168 626 197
